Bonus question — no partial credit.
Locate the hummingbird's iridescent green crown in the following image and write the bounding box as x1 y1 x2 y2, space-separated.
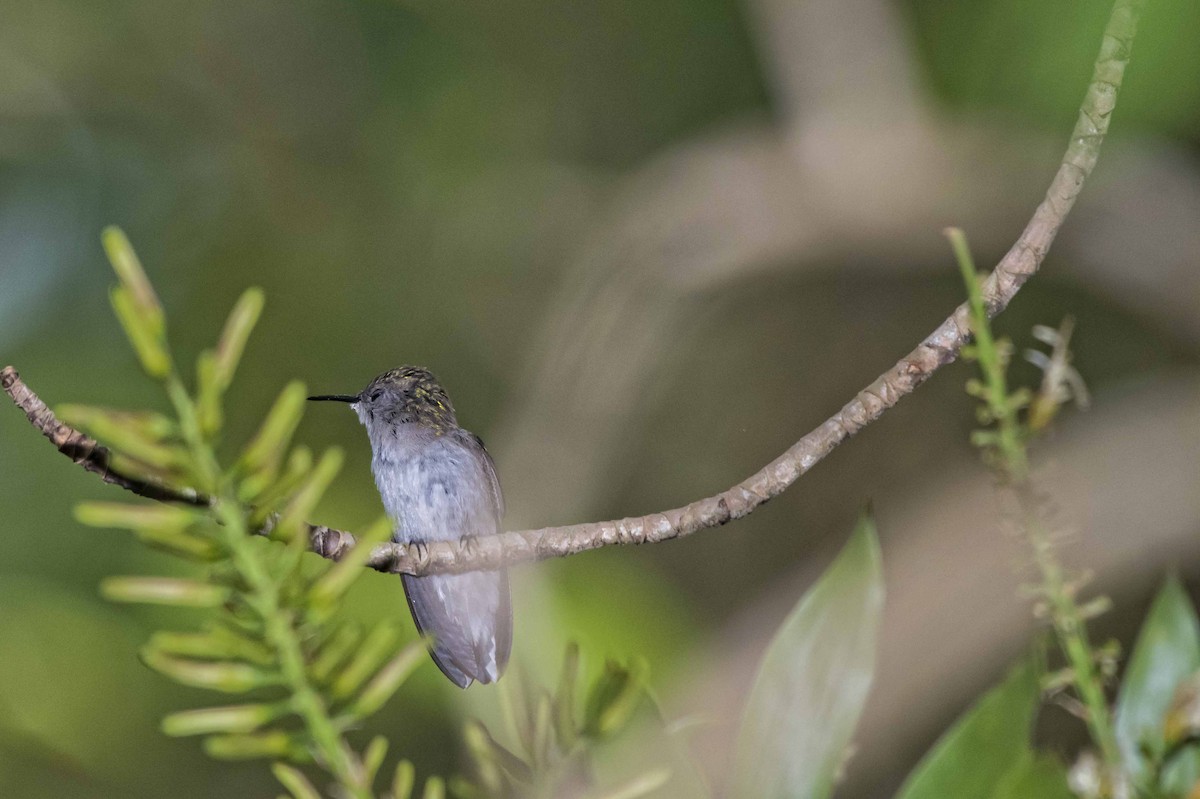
358 366 457 432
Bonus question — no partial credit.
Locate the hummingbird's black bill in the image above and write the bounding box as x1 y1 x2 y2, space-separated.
307 394 359 403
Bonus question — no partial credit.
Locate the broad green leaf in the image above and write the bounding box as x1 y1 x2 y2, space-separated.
896 659 1039 799
730 513 884 799
991 753 1074 799
1114 576 1200 790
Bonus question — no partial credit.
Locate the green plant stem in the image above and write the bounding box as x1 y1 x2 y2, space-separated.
218 502 368 796
948 229 1029 481
167 373 371 799
949 230 1119 777
1024 504 1120 769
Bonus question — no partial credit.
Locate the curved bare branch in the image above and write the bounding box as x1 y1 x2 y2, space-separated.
2 0 1147 575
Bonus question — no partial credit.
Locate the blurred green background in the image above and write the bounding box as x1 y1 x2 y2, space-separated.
2 0 1198 796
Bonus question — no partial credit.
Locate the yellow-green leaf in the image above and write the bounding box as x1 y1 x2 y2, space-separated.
163 703 285 737
272 763 321 799
271 447 342 544
896 660 1042 799
102 226 163 332
346 642 425 718
392 760 416 799
214 287 264 388
101 576 227 607
308 516 394 611
332 623 398 700
1115 576 1200 792
204 731 297 761
75 502 201 531
109 285 171 378
139 648 272 692
238 381 308 476
731 512 884 799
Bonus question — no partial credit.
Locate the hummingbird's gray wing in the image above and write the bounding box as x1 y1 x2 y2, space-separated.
471 432 505 518
396 431 510 688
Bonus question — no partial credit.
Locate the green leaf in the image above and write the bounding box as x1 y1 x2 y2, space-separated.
139 648 273 692
213 287 264 388
583 657 648 739
196 349 224 436
204 731 299 761
310 623 362 684
331 622 399 700
730 512 884 799
532 691 553 765
362 735 389 783
244 445 313 509
101 576 228 607
896 660 1040 799
109 285 172 378
131 525 222 562
56 405 182 469
991 754 1074 799
102 226 164 330
308 515 394 612
150 627 274 667
162 703 285 737
75 502 202 531
554 642 580 750
463 719 531 789
270 446 343 545
422 776 445 799
592 769 673 799
1114 575 1200 789
392 760 416 799
237 381 309 477
344 642 425 718
272 762 321 799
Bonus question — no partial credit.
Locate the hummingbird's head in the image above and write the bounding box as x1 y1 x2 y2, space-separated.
308 365 458 434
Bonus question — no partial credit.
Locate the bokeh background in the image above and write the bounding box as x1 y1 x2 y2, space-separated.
1 0 1199 796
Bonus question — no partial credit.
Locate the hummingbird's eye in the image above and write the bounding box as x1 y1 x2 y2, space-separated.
369 390 382 401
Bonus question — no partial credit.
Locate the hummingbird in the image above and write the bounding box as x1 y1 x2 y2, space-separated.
308 366 511 688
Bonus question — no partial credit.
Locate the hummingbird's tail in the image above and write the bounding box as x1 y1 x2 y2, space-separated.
402 569 512 688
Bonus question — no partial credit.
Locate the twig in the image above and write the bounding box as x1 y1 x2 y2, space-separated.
1 367 206 507
1 0 1147 576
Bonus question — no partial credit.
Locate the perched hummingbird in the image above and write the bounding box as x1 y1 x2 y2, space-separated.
308 366 511 688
